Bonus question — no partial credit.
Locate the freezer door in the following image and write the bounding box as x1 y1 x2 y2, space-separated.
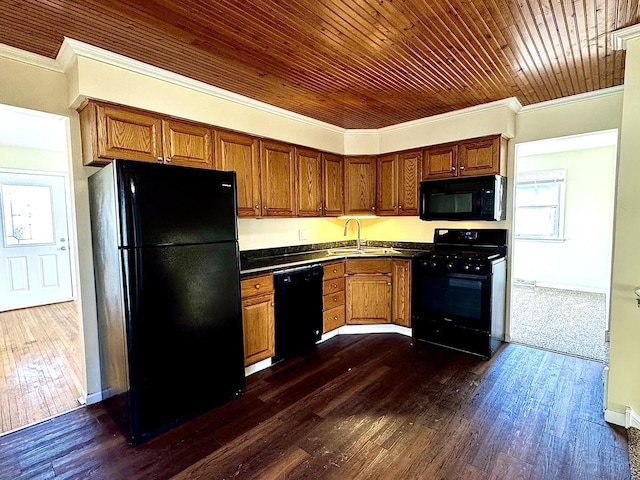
116 160 238 247
122 242 245 443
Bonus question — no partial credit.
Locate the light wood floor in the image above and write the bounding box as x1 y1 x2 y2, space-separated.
0 301 84 434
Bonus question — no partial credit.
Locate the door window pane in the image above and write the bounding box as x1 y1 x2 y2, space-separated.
2 184 54 246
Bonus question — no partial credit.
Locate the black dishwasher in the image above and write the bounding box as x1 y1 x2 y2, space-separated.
273 264 324 363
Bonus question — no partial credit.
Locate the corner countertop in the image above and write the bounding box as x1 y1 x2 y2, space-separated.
240 240 433 276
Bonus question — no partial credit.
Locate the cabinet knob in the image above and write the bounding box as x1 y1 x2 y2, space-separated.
371 207 375 211
459 165 465 170
333 316 338 320
255 205 260 209
255 284 260 289
318 205 323 211
157 157 163 163
271 303 275 307
333 297 337 302
451 167 456 171
398 205 402 209
387 282 392 286
165 157 171 163
264 206 268 210
332 268 337 273
333 283 337 288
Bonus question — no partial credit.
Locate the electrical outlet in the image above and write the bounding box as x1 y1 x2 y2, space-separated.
298 229 307 240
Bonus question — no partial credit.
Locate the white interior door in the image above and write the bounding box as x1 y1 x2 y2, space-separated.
0 172 73 311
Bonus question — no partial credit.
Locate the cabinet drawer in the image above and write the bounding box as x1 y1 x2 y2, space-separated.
241 274 274 298
345 258 392 275
323 291 345 310
323 277 345 295
323 305 346 333
323 261 345 280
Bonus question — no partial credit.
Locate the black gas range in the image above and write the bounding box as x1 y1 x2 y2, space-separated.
411 228 508 359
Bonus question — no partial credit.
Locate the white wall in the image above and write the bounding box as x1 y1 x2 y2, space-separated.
0 145 68 172
512 145 616 292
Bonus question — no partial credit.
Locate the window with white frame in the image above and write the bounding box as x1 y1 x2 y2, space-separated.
514 169 566 240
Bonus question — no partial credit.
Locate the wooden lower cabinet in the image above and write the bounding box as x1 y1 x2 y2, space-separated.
323 261 345 333
346 274 392 324
241 274 275 366
392 259 411 327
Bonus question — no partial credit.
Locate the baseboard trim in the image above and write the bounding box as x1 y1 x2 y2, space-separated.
84 392 103 405
336 324 412 337
244 358 272 377
604 407 640 429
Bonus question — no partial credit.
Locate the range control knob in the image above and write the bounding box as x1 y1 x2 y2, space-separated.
446 262 454 269
429 261 438 268
463 264 471 271
474 265 482 271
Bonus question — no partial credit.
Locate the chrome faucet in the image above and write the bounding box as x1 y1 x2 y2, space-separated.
343 217 362 250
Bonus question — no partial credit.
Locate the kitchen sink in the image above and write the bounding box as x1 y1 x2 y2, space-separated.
326 247 401 256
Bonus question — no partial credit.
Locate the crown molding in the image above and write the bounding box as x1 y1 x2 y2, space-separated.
377 97 522 134
58 38 346 135
520 85 624 113
611 23 640 50
0 42 63 72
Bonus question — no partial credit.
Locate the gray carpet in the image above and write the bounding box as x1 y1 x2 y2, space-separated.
630 428 640 480
510 285 607 362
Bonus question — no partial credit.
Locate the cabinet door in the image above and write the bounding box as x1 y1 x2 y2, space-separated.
260 141 296 217
392 260 411 327
423 143 458 179
376 153 397 216
161 120 213 169
397 149 422 216
346 275 391 324
241 293 274 366
296 148 323 217
96 104 163 163
344 156 377 215
322 153 344 216
458 135 502 176
215 130 261 217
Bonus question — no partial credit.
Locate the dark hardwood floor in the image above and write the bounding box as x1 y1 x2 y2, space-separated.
0 334 630 479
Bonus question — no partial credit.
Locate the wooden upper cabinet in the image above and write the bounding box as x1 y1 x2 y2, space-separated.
215 130 261 217
397 149 422 215
458 135 507 177
377 149 422 216
260 140 296 217
79 100 213 169
344 156 377 215
161 119 213 169
79 102 163 166
423 135 507 179
423 142 458 179
322 153 344 217
376 153 397 216
295 148 323 217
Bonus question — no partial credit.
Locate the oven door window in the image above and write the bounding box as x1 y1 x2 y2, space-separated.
415 274 491 329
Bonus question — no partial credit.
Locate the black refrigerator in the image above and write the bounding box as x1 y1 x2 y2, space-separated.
88 159 245 445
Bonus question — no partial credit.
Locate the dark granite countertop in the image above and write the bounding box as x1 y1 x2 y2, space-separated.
240 240 433 276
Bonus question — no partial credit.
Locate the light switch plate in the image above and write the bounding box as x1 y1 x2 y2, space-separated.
298 229 307 240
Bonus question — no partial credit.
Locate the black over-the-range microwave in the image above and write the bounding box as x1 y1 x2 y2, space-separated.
419 174 507 221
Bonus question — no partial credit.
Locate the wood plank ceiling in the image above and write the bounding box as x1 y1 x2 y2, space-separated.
1 0 639 129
